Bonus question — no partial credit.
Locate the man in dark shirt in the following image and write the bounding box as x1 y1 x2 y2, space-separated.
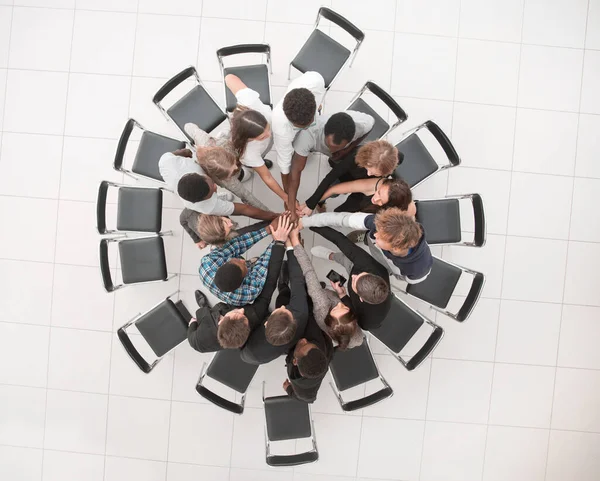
240 247 309 365
283 313 334 404
309 226 392 331
187 216 291 352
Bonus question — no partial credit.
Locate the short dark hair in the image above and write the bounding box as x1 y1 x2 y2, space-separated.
265 310 296 346
282 88 316 127
324 112 356 145
214 261 245 292
297 347 328 378
356 273 389 304
177 173 210 203
217 315 250 348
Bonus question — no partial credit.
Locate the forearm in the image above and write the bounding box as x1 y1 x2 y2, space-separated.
219 176 269 211
293 245 324 306
305 162 349 209
233 203 277 221
302 212 369 229
251 243 285 320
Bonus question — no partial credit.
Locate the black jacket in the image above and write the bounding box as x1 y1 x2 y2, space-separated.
285 313 334 403
187 243 286 352
240 250 309 365
311 226 392 331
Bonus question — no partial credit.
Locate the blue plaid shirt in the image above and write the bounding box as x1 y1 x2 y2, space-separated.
199 227 273 306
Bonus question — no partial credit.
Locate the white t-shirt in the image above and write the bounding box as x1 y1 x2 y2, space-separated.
158 152 234 216
234 88 273 169
271 71 326 174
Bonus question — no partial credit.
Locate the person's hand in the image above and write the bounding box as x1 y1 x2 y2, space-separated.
297 203 312 218
289 209 299 225
283 379 291 392
196 240 207 249
267 214 282 234
271 214 293 242
289 220 303 245
330 280 346 298
173 148 193 158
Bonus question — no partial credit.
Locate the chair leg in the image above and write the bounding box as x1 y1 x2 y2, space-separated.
287 63 292 81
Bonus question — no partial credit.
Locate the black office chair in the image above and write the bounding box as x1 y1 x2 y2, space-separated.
370 295 444 371
262 383 318 467
99 235 174 292
290 7 364 94
415 194 486 247
328 337 393 411
96 181 169 235
347 81 408 142
117 296 192 373
217 44 272 113
113 118 186 183
403 257 485 323
395 120 460 188
153 66 228 144
196 349 259 414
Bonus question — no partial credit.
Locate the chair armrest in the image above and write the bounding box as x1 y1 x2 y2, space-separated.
456 272 485 322
99 239 115 292
365 81 408 123
117 328 153 373
267 451 319 467
114 119 135 171
217 43 270 58
405 325 444 371
153 66 197 104
472 194 486 247
425 120 460 166
319 7 365 41
96 181 109 234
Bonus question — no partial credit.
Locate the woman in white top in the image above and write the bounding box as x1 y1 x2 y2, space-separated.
225 74 289 205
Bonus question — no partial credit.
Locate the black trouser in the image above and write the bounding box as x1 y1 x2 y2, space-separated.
334 193 373 213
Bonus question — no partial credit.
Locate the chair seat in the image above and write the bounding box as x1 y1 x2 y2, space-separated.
223 64 270 112
370 296 425 353
118 236 168 286
329 341 379 391
416 199 461 245
406 257 461 309
136 299 188 357
265 395 312 442
206 349 259 393
133 131 186 182
347 98 389 142
116 187 163 233
291 29 350 87
395 134 438 187
167 85 227 135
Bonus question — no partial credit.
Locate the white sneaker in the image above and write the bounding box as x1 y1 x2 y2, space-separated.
311 246 334 261
238 166 254 183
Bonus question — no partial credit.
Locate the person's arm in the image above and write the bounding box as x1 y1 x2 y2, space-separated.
224 74 247 96
302 212 369 230
219 226 270 259
292 245 330 329
304 157 354 210
310 226 376 270
249 243 285 322
286 153 308 219
218 176 270 211
272 113 296 177
319 177 379 202
253 164 288 202
232 203 278 221
285 250 309 325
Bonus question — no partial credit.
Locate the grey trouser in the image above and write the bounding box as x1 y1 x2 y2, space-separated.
332 252 354 276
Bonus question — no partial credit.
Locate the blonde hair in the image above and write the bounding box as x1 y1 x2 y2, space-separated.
355 140 399 175
196 145 239 181
374 207 422 252
196 215 235 246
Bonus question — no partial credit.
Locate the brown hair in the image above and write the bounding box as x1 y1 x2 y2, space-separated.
265 310 297 346
324 310 358 350
355 273 389 305
230 107 268 159
196 215 234 246
355 140 399 175
375 208 423 252
217 314 251 348
196 146 239 181
364 177 413 214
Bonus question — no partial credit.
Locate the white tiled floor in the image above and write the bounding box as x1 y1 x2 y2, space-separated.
0 1 599 480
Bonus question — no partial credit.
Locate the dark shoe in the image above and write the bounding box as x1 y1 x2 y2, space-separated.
320 281 326 289
195 290 208 308
263 158 273 169
278 261 289 290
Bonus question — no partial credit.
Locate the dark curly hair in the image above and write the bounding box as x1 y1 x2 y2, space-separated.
282 87 316 127
177 173 210 203
324 112 356 146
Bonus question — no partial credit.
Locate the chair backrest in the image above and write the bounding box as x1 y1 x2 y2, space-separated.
266 451 319 467
472 194 486 247
456 272 485 322
329 340 379 391
264 395 312 442
153 66 196 105
318 7 365 41
96 181 109 234
217 43 270 58
425 120 460 166
99 239 115 292
114 118 135 173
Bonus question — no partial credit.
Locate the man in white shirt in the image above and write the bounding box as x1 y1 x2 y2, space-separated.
271 71 326 189
286 110 375 222
158 148 277 221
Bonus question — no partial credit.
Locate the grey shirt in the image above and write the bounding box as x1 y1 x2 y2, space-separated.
293 244 364 349
293 110 375 157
